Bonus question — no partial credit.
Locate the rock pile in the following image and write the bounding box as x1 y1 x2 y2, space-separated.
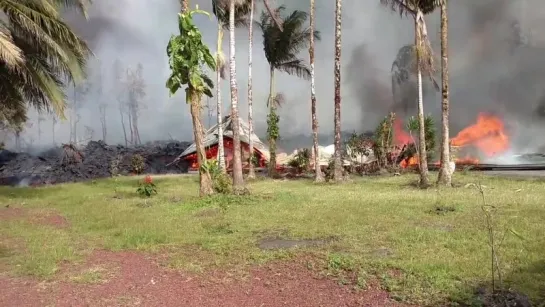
0 140 190 186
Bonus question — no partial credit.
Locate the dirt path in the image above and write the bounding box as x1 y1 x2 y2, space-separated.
1 250 410 307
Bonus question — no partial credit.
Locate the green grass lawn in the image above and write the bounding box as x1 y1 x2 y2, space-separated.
1 172 544 305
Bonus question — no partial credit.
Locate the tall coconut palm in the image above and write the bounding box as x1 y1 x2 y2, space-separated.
332 0 343 182
212 0 251 174
228 0 244 188
309 0 324 182
246 0 256 179
0 0 91 127
380 0 440 187
256 6 321 177
437 0 451 186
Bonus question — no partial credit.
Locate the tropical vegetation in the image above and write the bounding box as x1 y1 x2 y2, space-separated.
0 0 91 130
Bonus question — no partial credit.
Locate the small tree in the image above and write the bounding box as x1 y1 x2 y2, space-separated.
166 6 216 196
126 63 146 145
113 60 129 146
406 115 436 163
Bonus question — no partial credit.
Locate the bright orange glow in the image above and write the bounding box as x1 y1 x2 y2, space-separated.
450 113 509 157
396 113 509 168
393 118 412 146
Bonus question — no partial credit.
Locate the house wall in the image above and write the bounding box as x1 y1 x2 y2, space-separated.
185 137 267 170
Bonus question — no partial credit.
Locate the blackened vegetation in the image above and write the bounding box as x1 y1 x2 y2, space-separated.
0 140 190 186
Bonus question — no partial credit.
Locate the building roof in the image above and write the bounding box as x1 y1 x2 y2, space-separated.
173 115 269 163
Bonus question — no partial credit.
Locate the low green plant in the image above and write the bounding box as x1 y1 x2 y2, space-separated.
249 153 259 167
287 148 311 173
136 175 157 197
406 115 436 162
201 159 232 194
131 154 145 174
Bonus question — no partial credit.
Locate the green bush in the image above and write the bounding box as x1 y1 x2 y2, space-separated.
201 159 232 194
287 148 311 172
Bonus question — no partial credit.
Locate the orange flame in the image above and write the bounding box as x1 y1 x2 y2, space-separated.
396 113 509 168
450 113 509 157
394 119 412 146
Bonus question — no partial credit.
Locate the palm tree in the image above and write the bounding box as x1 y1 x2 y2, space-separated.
332 0 343 182
0 0 91 128
437 0 451 186
380 0 440 187
228 0 244 189
309 0 324 182
246 0 256 179
256 6 320 177
212 0 251 174
166 7 216 196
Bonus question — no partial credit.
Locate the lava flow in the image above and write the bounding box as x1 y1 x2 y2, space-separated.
395 113 510 168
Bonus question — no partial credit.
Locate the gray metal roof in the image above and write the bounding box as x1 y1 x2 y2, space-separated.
174 115 269 162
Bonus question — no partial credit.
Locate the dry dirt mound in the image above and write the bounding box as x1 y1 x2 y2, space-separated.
0 250 411 307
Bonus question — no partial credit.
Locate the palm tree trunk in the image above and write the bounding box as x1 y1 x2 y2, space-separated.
310 0 323 182
415 13 430 187
190 93 214 196
267 67 277 177
247 0 256 179
437 1 451 186
332 0 343 182
229 0 244 188
216 23 226 173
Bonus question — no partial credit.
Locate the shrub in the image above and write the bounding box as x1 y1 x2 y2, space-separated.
131 154 145 174
201 159 232 194
136 175 157 197
287 148 311 173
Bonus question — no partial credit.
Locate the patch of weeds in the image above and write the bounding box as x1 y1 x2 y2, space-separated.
70 266 110 284
380 269 434 303
190 194 265 211
327 253 356 273
136 201 153 208
201 218 234 235
0 244 12 257
429 205 456 215
355 270 369 289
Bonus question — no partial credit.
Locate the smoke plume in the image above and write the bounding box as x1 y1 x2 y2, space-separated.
5 0 545 154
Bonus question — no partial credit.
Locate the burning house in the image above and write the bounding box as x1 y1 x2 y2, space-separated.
172 115 269 171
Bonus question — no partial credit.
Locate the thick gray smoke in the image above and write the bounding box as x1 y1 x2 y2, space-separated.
346 0 545 155
5 0 545 155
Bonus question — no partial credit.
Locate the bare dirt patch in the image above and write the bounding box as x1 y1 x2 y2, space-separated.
0 207 69 228
32 214 70 228
0 207 26 221
0 250 412 307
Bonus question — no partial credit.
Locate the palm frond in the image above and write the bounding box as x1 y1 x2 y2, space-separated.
379 0 440 16
277 59 310 80
212 0 252 28
0 26 24 69
2 0 91 83
258 5 317 78
0 0 91 126
50 0 92 19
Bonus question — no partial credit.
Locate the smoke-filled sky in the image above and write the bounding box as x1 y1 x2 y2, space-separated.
7 0 545 153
